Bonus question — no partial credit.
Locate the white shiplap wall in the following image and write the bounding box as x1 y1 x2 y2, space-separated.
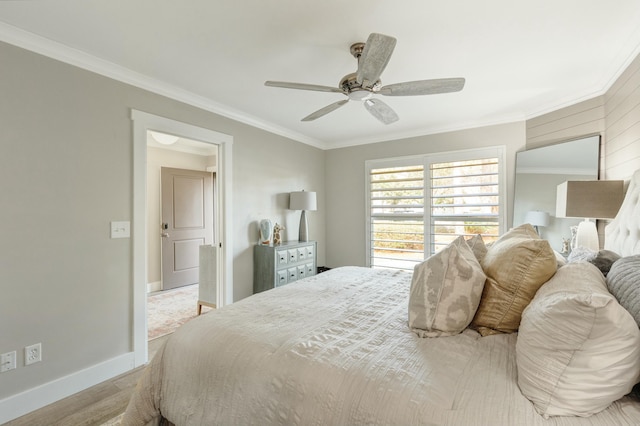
526 96 605 151
604 53 640 181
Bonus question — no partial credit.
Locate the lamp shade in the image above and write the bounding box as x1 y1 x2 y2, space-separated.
556 180 624 219
525 210 550 227
289 191 317 211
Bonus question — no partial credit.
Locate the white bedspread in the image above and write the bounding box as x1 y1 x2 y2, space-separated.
123 267 640 425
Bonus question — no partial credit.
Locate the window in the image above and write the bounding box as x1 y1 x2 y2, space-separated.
366 147 505 271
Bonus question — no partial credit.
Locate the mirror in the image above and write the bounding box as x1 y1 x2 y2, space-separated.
513 135 600 252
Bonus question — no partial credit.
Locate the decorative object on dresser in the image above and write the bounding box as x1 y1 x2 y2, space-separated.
273 222 284 245
254 240 317 293
556 180 624 251
289 190 317 242
259 218 273 245
524 210 550 235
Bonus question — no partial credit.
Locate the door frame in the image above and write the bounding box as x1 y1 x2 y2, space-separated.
131 109 234 366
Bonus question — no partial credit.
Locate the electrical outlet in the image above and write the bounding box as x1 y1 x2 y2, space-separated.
25 343 41 366
1 351 17 372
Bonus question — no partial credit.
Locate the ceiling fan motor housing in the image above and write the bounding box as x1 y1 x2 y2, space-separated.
339 72 380 100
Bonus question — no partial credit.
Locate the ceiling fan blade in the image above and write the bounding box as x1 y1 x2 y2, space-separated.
356 33 397 88
301 99 349 121
265 81 346 94
379 78 465 96
364 98 399 125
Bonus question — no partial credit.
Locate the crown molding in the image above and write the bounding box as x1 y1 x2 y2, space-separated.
2 20 639 151
0 22 326 150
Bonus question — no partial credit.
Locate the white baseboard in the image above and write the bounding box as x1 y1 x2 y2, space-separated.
0 352 136 424
147 280 161 293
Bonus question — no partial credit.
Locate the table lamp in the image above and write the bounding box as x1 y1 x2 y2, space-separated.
289 190 317 242
525 210 550 235
556 180 624 251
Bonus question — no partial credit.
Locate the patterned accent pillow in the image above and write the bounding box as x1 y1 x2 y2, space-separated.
471 223 557 336
517 262 640 417
408 235 486 337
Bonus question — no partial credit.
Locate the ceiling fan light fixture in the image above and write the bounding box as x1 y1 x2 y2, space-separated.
348 89 373 101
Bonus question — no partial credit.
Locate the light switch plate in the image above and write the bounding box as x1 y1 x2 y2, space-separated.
110 221 130 239
1 351 16 373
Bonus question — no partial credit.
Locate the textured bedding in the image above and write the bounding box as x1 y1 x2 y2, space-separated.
123 266 640 426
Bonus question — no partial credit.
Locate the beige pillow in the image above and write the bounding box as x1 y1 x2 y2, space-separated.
408 236 486 337
517 262 640 417
466 234 487 263
471 224 557 336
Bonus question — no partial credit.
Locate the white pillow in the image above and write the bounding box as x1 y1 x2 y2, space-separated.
408 235 486 337
516 262 640 418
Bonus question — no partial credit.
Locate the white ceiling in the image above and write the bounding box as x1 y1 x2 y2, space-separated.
1 1 640 150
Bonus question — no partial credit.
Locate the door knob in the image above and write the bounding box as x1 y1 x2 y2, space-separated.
161 232 170 238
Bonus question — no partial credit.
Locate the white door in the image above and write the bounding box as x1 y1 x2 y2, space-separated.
161 167 213 290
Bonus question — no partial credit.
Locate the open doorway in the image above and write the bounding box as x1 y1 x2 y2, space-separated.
146 131 218 339
146 132 218 292
131 109 234 366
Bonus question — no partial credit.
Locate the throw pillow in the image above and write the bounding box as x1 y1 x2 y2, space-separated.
517 262 640 418
567 246 597 263
465 234 487 263
408 235 486 338
470 223 557 336
607 255 640 327
554 250 567 268
590 250 621 277
568 247 621 277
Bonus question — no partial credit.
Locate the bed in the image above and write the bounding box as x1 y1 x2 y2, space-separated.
123 170 640 426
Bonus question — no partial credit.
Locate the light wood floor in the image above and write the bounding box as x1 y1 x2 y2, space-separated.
5 336 169 426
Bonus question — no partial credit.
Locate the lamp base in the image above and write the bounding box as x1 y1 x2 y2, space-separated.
298 210 309 242
574 219 599 251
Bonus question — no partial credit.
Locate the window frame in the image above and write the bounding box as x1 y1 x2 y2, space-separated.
365 146 507 269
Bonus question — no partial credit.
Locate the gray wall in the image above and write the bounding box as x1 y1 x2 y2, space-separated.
324 122 527 268
0 40 325 401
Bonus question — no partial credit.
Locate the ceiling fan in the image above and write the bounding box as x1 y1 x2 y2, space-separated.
265 33 465 125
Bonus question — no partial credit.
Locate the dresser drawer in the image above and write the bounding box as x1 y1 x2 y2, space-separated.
297 247 307 261
297 265 306 279
288 267 298 282
277 249 288 266
306 262 315 275
276 270 288 287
